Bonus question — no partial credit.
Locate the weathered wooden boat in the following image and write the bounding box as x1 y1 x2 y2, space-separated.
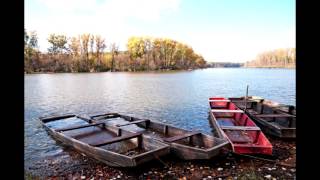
39 114 170 167
208 97 273 155
88 113 230 160
229 96 296 138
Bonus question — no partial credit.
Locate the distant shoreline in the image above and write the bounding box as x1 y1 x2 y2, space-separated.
243 66 295 69
24 67 296 74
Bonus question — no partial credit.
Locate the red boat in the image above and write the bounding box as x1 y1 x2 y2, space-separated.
208 97 273 155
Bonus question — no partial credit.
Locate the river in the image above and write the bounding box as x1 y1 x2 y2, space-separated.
24 68 295 173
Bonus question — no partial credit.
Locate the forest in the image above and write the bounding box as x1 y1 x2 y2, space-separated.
245 48 296 68
24 30 207 73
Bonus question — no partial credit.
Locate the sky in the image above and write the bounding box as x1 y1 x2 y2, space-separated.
25 0 295 62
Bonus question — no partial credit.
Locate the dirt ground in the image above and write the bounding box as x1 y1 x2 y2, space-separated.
25 135 295 180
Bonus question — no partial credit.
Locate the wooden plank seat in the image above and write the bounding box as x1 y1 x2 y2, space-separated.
254 114 295 118
116 119 150 127
208 99 231 102
90 113 120 120
211 109 244 113
229 99 256 103
41 114 75 123
220 126 261 131
90 133 142 147
163 131 201 142
225 131 253 143
55 122 106 132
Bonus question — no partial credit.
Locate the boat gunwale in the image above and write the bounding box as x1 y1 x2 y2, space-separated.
89 112 230 154
39 116 170 161
208 97 273 154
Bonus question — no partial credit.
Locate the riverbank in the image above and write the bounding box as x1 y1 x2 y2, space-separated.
244 66 295 69
25 136 295 179
24 68 201 74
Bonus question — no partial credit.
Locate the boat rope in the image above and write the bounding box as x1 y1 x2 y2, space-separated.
153 154 168 167
231 152 276 163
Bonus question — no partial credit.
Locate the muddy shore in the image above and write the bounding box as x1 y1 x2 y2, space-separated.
25 136 295 180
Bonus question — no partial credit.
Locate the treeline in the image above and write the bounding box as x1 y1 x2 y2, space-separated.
24 30 207 73
245 48 296 68
207 62 244 68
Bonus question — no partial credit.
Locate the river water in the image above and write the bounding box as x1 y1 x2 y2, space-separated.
24 68 295 172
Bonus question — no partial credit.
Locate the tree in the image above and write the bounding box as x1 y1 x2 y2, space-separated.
25 30 39 72
110 42 119 72
127 37 145 71
80 34 91 71
95 35 106 71
47 34 68 54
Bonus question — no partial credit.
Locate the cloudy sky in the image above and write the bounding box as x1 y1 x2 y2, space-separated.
25 0 295 62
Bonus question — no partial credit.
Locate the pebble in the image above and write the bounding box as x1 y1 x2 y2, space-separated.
225 163 230 166
264 175 272 179
268 168 272 171
286 173 292 176
81 176 86 179
290 169 296 173
272 178 276 180
200 167 203 170
232 166 235 169
282 167 287 171
207 176 212 178
148 171 153 174
217 168 223 171
117 175 121 178
218 178 222 180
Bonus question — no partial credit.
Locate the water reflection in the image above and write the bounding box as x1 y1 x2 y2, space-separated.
24 68 295 169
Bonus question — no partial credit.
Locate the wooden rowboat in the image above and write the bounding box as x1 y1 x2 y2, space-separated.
208 97 273 155
229 96 296 138
88 113 230 160
39 114 170 167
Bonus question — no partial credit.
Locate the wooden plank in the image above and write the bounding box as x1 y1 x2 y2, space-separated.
55 122 105 132
163 132 201 142
220 126 260 131
208 99 231 102
255 114 295 118
229 99 256 103
116 119 150 127
90 133 142 147
91 113 120 119
41 114 75 123
211 109 244 113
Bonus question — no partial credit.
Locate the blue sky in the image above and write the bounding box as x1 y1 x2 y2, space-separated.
25 0 295 62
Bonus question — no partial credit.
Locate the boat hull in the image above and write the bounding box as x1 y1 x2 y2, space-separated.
229 96 296 138
90 113 230 160
40 115 170 167
208 97 273 155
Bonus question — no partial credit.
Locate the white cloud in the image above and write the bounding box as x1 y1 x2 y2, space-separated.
25 0 295 62
26 0 181 51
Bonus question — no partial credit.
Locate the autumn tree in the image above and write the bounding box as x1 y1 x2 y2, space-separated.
127 37 145 71
110 42 119 72
95 35 106 71
47 34 68 54
25 30 40 72
80 34 91 71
